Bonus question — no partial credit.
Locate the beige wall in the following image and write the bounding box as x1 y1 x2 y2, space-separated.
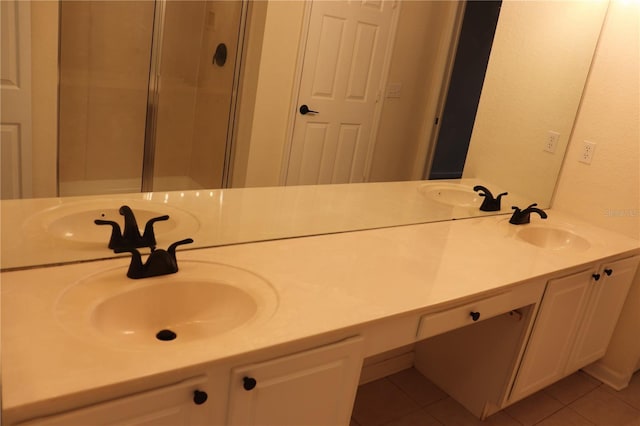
239 0 305 188
30 1 58 198
553 1 640 382
369 0 458 183
463 1 607 205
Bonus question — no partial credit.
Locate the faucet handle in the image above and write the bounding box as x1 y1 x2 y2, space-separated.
474 185 508 211
141 215 170 249
94 219 125 250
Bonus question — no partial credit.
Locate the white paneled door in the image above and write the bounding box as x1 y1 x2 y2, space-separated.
286 0 398 185
1 0 32 199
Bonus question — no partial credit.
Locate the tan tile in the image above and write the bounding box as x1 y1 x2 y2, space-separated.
382 408 442 426
353 378 421 426
504 391 564 426
426 397 520 426
570 387 640 425
388 368 448 407
544 371 601 405
535 407 595 426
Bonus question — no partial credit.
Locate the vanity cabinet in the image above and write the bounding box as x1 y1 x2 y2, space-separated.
226 336 364 425
509 255 640 403
16 376 212 426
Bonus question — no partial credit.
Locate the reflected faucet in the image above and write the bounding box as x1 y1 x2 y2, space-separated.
94 205 169 250
473 185 508 212
509 203 548 225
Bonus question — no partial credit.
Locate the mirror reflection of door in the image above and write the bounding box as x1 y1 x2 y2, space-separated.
0 0 32 199
57 0 245 196
285 0 397 186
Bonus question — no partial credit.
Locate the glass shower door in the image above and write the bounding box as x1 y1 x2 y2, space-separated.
148 0 245 192
58 1 153 196
58 1 245 196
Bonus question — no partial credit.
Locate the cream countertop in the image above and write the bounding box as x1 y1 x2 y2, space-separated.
2 209 638 416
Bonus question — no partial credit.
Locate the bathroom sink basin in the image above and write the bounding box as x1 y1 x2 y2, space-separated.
25 199 200 246
418 184 482 208
55 261 278 347
515 225 590 251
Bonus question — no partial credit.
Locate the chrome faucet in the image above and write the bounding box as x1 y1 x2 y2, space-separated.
509 203 548 225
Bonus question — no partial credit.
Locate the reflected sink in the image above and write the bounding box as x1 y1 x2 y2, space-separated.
418 183 482 208
55 261 278 347
515 225 591 251
25 199 200 246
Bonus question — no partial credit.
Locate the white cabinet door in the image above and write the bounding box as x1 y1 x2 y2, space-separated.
566 255 640 373
227 336 364 426
17 376 211 426
509 269 594 402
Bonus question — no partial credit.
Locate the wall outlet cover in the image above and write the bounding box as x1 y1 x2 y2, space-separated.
580 141 596 164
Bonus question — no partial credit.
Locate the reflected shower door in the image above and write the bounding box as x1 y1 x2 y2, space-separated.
58 1 154 196
150 0 245 192
58 1 245 196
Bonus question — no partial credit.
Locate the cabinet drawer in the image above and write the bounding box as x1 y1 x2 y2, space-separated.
416 281 544 340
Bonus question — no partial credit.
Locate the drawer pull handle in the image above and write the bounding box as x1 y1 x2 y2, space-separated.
592 273 601 281
243 376 257 391
604 268 613 276
193 390 208 405
470 311 481 321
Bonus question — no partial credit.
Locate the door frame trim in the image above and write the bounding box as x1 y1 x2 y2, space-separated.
278 1 313 185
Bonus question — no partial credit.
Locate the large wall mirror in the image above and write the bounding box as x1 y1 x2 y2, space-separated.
1 0 607 269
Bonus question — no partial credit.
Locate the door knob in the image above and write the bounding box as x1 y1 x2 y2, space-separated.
604 268 613 276
592 273 601 281
299 105 319 115
470 311 481 321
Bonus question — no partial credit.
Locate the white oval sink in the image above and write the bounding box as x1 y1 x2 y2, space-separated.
515 226 590 251
24 199 200 246
418 184 482 208
55 261 278 348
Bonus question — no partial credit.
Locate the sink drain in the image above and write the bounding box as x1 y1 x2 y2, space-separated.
156 329 177 341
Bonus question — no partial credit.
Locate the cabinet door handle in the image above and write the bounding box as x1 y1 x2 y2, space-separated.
604 268 613 276
193 390 208 405
243 376 257 391
592 273 601 281
470 311 481 321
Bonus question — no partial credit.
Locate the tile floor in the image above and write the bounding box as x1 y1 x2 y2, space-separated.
351 368 640 426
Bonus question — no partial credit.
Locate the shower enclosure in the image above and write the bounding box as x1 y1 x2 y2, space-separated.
58 0 246 196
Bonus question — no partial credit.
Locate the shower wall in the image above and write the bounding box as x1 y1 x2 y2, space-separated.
58 1 153 195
